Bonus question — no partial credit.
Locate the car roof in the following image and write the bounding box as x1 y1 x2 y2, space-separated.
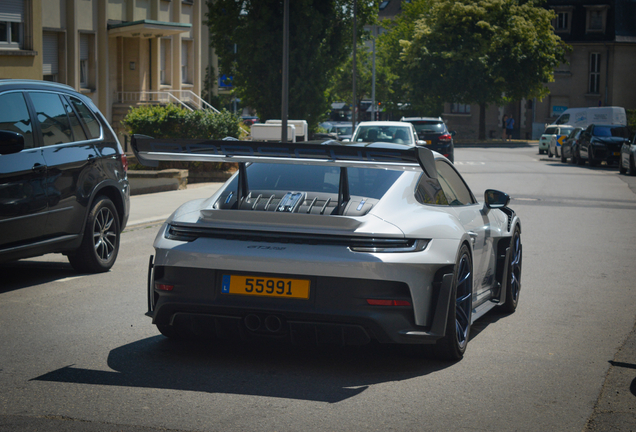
0 79 76 92
401 117 444 122
356 121 412 127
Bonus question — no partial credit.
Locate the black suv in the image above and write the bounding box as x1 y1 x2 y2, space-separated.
401 117 455 163
577 124 630 167
0 80 130 272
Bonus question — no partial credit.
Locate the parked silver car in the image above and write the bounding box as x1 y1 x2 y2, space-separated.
132 137 522 361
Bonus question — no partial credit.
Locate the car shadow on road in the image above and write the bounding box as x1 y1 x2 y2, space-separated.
0 260 80 294
32 334 457 403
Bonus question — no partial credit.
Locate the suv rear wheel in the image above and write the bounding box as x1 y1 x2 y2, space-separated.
68 196 120 273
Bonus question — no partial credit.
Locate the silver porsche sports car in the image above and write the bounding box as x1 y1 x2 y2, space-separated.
132 137 522 360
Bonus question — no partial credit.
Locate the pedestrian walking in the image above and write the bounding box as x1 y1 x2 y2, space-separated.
505 115 515 141
502 114 508 140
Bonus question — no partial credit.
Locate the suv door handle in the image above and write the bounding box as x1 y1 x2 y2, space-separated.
32 163 47 173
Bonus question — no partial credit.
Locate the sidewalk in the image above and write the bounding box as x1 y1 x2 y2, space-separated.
126 182 224 227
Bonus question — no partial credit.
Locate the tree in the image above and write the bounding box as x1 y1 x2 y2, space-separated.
206 0 378 130
326 42 394 117
382 0 567 138
377 0 443 117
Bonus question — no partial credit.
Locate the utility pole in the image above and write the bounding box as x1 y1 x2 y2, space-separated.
281 0 289 142
351 0 357 135
371 24 376 121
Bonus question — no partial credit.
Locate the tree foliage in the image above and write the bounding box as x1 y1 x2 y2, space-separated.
380 0 568 136
206 0 378 129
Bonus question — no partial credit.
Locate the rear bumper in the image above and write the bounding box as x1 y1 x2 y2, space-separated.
147 263 454 346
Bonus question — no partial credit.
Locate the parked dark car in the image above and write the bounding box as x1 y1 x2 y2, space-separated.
619 133 636 175
401 117 455 163
0 80 130 272
560 127 583 164
577 124 630 167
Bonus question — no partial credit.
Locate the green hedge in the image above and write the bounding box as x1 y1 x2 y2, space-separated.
122 104 242 139
122 104 243 171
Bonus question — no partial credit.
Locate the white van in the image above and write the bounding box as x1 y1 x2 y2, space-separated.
552 107 626 128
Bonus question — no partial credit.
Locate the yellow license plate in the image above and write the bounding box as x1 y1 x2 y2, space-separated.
614 152 620 156
221 274 310 299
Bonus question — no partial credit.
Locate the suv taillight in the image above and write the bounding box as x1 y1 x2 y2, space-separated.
439 133 452 142
119 153 128 172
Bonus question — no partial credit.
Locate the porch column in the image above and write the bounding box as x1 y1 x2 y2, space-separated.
193 0 201 96
150 37 160 92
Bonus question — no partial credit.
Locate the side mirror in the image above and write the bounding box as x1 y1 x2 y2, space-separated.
0 130 25 155
417 140 426 146
341 138 350 143
484 189 510 209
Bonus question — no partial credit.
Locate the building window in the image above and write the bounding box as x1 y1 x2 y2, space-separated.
589 53 601 94
0 0 24 49
181 40 192 84
43 31 59 82
78 33 95 89
160 38 171 85
552 7 573 34
585 6 608 33
450 103 470 114
79 34 89 88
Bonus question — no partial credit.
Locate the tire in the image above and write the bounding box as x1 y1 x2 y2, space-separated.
576 149 585 166
619 157 627 174
539 149 544 155
548 147 553 158
561 149 567 163
68 196 120 273
434 245 473 361
588 148 598 167
629 156 636 176
500 227 522 314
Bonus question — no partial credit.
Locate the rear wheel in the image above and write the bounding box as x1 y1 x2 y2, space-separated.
588 148 598 167
576 149 585 166
500 227 522 314
548 147 554 158
68 196 120 273
619 157 627 174
561 149 567 163
629 156 636 176
434 245 473 361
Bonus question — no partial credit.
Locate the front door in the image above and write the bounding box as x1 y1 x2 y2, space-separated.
0 91 48 248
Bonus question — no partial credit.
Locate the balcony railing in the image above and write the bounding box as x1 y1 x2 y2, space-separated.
116 90 219 113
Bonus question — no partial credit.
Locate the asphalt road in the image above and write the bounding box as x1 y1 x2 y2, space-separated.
1 144 635 431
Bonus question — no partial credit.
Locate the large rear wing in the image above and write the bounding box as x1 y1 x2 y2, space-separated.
130 135 438 180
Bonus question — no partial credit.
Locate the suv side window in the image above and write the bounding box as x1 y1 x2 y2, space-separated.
0 92 35 149
28 92 74 146
61 96 87 141
69 96 100 139
436 160 475 206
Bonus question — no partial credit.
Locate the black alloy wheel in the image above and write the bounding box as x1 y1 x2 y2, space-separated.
588 147 598 167
434 245 473 361
68 196 120 273
500 227 522 314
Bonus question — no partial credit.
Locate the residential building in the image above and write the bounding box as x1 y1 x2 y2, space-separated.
0 0 207 146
